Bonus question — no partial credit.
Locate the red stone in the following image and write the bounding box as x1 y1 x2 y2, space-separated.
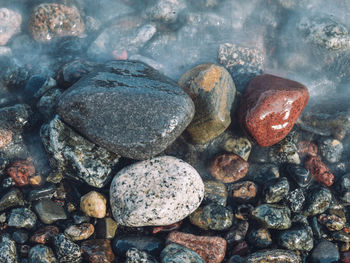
167 231 227 263
305 156 334 187
231 241 249 256
7 159 35 187
152 221 182 234
298 141 318 158
238 74 309 147
30 226 59 244
210 153 249 183
81 239 115 263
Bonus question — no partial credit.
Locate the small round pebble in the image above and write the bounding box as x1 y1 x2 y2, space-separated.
309 240 339 263
319 138 343 163
80 191 107 219
64 223 95 241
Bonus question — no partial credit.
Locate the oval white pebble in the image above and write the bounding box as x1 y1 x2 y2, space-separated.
110 156 204 227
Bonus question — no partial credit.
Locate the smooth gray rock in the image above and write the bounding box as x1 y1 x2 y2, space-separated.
160 243 205 263
34 199 67 224
57 60 195 160
40 116 120 188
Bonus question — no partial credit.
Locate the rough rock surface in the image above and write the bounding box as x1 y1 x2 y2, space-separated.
160 243 205 263
0 234 17 263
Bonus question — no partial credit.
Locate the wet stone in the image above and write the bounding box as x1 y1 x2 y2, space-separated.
231 181 257 203
95 218 118 239
110 156 204 227
246 228 272 249
286 188 305 213
305 156 334 187
37 88 63 120
8 208 37 229
336 173 350 203
0 8 22 46
0 234 17 263
12 230 28 244
144 0 186 24
318 206 346 231
319 138 343 163
167 231 227 263
58 60 194 160
113 236 163 257
28 184 56 202
40 116 120 188
210 153 249 183
34 199 67 224
286 164 312 187
269 141 300 164
80 191 106 219
28 245 57 263
263 177 289 204
189 203 233 231
64 223 94 241
7 159 35 187
28 3 85 42
160 243 204 263
72 213 90 225
222 136 252 161
238 74 309 147
331 229 350 243
203 180 228 206
178 63 235 144
224 219 249 245
252 204 291 230
0 188 24 212
309 240 339 263
53 233 82 263
126 248 158 263
298 141 318 158
247 249 301 263
30 226 59 244
218 43 264 91
278 225 313 251
81 239 115 263
303 187 332 217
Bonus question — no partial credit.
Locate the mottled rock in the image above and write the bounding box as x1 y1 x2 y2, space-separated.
126 248 158 263
145 0 186 24
65 223 94 241
319 138 343 163
278 226 313 251
7 159 35 187
30 226 59 244
303 187 332 217
28 3 84 42
224 219 249 245
37 88 63 121
110 156 204 227
161 243 204 263
263 177 289 203
286 164 312 187
80 191 106 219
203 180 228 206
0 234 17 263
40 116 120 188
57 60 96 88
28 245 57 263
34 199 67 224
247 249 301 263
53 234 82 263
95 218 118 239
305 156 334 187
318 206 346 231
81 239 114 263
178 63 235 144
153 222 182 234
0 129 13 149
218 43 264 91
251 204 291 230
309 240 339 263
238 74 309 147
210 153 248 183
231 181 257 203
167 231 226 263
0 188 24 212
222 136 252 161
246 228 272 249
0 8 22 46
269 141 300 164
189 203 233 230
285 188 305 213
8 208 37 229
113 236 163 257
58 60 194 160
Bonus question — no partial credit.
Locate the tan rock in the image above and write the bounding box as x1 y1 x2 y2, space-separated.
0 129 13 149
65 223 95 241
80 191 106 218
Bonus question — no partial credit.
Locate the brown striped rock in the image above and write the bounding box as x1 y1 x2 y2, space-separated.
167 231 227 263
179 63 236 144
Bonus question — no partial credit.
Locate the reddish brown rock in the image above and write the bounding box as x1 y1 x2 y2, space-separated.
7 159 35 187
153 221 182 234
305 156 334 187
238 74 309 147
81 239 115 263
30 226 59 244
298 141 318 158
167 231 227 263
231 181 257 202
65 223 95 241
210 153 249 183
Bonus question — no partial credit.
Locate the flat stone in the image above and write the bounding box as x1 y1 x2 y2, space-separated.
80 191 106 219
58 60 194 160
8 208 37 229
65 223 94 241
53 234 82 263
110 156 204 227
305 156 334 187
160 243 205 263
247 249 301 263
34 199 67 224
40 116 120 188
0 234 17 263
28 245 57 263
0 188 24 212
0 8 22 46
251 204 291 230
81 239 115 263
178 63 235 144
167 231 226 263
203 180 228 206
309 240 339 263
238 74 309 147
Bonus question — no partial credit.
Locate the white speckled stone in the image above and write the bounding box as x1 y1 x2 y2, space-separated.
110 156 204 227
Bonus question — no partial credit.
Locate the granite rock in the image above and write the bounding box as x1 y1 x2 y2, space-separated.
126 248 158 263
251 204 291 230
8 208 37 229
160 243 205 263
28 245 57 263
305 156 334 187
0 234 17 263
53 234 82 263
278 226 313 251
203 180 228 206
247 249 301 263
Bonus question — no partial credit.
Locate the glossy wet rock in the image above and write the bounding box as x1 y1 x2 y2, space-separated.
303 187 332 216
210 153 249 183
178 63 235 144
28 3 85 42
222 136 252 161
305 156 334 186
263 177 289 203
231 181 257 203
286 188 305 212
167 231 226 263
28 184 55 202
30 226 59 244
269 141 300 164
319 138 343 163
40 116 120 188
58 60 194 160
126 248 158 263
28 245 57 263
317 206 346 231
251 204 291 230
278 225 313 251
65 223 94 241
160 243 205 263
81 239 115 263
286 164 312 187
8 208 37 229
80 191 107 219
309 240 339 263
238 74 309 147
34 199 67 224
110 156 204 227
225 219 249 245
247 249 301 263
246 228 272 249
203 180 228 206
189 203 233 230
53 234 82 263
113 235 163 257
0 8 22 46
0 188 24 212
0 234 17 263
95 218 118 239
